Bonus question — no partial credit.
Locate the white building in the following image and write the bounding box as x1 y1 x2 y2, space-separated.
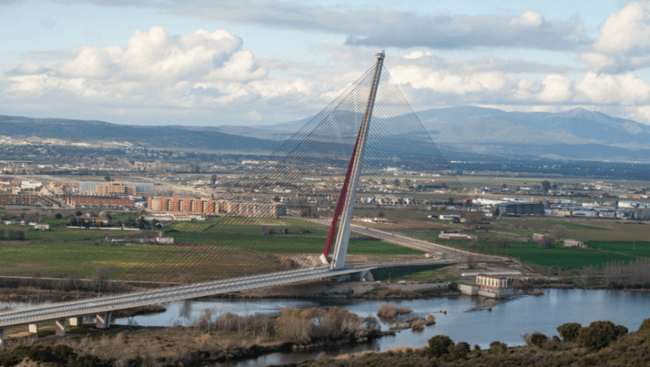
21 180 42 191
32 223 50 231
439 214 461 220
475 274 514 298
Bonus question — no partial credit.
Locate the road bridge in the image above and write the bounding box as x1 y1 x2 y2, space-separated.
0 51 483 347
0 266 375 346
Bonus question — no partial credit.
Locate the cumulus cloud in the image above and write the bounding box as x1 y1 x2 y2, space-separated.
1 26 334 123
538 74 572 102
581 2 650 72
595 2 650 54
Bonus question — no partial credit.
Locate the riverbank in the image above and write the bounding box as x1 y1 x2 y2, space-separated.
0 307 396 367
277 318 650 367
3 288 650 366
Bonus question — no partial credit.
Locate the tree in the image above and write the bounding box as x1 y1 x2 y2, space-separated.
541 180 551 193
394 179 401 187
210 174 217 185
488 341 508 355
377 211 385 218
427 335 453 359
638 318 650 333
530 332 548 347
448 342 470 361
577 320 624 350
557 322 582 341
104 176 111 182
551 227 568 242
464 212 490 232
538 237 554 248
55 213 63 219
91 266 111 292
75 211 83 217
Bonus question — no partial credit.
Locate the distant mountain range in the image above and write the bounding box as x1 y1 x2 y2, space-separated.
3 106 650 162
0 115 280 153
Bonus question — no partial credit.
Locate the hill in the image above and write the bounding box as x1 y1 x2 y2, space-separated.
0 115 281 153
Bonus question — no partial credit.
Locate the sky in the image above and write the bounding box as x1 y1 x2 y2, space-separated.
2 0 650 126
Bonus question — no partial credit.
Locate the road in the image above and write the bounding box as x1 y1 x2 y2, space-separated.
349 224 506 262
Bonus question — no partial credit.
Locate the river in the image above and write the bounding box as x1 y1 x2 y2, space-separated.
3 288 649 366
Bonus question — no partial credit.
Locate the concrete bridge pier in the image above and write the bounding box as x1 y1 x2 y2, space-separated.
69 317 83 327
55 319 66 337
359 269 374 282
96 313 111 329
28 323 38 334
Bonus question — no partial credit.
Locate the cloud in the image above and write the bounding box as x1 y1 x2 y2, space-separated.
1 26 346 124
538 74 572 102
575 72 650 104
595 2 650 54
45 0 590 51
582 2 650 72
397 50 582 74
346 11 589 51
184 2 590 51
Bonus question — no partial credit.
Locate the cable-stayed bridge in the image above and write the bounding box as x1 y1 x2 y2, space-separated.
0 52 503 346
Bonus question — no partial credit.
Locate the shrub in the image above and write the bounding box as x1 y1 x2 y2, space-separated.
376 305 412 320
557 322 582 341
577 321 621 351
425 315 436 326
448 342 470 361
639 318 650 332
412 319 425 332
427 335 453 359
488 341 508 355
530 332 548 347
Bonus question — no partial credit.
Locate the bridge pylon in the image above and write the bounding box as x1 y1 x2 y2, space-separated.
321 51 385 269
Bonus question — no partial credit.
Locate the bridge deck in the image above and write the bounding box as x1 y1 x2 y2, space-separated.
0 266 372 329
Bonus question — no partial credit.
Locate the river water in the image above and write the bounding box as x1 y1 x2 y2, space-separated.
4 289 650 367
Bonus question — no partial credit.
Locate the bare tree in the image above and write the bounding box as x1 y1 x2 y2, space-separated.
551 227 568 242
466 256 476 269
91 266 111 292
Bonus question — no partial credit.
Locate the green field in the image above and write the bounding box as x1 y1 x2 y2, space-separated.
0 219 423 281
404 235 650 268
526 219 608 231
167 217 423 256
371 264 450 281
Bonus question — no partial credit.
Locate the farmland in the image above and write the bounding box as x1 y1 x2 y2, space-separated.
0 217 423 281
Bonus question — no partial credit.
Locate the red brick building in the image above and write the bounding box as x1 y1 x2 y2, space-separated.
147 197 286 218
